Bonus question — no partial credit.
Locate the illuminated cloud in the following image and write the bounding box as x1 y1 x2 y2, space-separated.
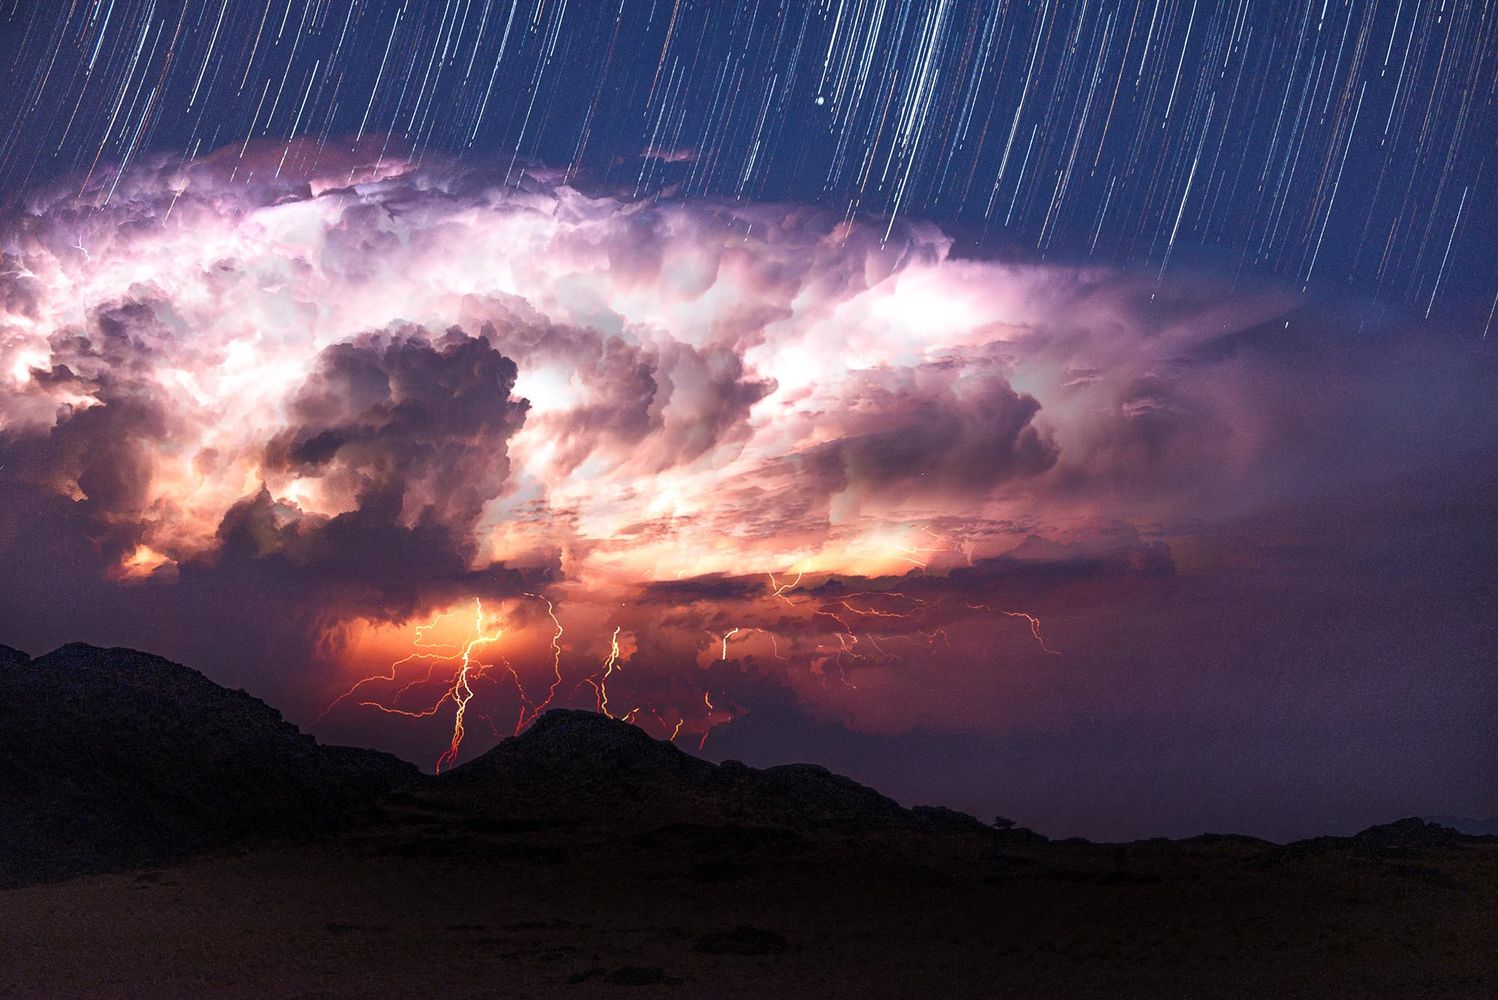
1 145 1492 797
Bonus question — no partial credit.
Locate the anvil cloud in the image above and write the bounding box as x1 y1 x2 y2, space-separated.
1 145 1492 839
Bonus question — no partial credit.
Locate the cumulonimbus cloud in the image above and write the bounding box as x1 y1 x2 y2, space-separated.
1 143 1490 767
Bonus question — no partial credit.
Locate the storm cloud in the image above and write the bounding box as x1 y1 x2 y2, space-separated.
1 147 1493 836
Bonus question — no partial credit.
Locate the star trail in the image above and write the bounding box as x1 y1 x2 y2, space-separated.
2 0 1493 316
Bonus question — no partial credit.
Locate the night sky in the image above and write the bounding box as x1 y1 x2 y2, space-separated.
1 1 1494 841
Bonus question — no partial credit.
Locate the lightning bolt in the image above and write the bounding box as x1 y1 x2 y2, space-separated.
313 607 467 725
317 598 503 772
698 690 716 751
522 593 566 724
435 599 504 772
587 625 624 718
316 565 1055 772
767 569 803 606
967 602 1061 655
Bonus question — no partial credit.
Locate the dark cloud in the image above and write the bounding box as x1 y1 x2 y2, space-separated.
807 360 1057 500
0 321 547 705
637 575 769 606
266 327 528 527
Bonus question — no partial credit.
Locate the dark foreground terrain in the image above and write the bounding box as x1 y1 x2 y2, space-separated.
2 644 1495 998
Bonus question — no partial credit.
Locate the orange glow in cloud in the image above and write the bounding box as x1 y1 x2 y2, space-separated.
311 547 1067 767
321 600 506 771
109 545 176 582
321 590 751 766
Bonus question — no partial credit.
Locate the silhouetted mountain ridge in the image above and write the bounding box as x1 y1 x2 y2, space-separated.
439 707 991 833
0 643 417 886
1422 815 1498 837
2 643 1488 892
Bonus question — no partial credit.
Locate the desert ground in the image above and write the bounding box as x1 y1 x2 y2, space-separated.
3 804 1495 998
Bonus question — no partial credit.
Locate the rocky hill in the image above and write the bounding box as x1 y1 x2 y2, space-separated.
0 641 1482 893
0 646 1003 888
434 707 995 834
0 643 417 886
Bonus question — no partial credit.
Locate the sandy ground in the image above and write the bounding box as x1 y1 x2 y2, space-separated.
2 808 1495 999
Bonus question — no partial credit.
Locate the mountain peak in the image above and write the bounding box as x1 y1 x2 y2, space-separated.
0 643 417 886
444 708 716 789
1351 817 1467 848
507 708 697 761
521 707 668 747
435 708 994 836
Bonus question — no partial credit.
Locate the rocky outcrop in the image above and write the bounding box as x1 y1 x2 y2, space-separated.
1 648 1000 886
0 643 418 885
438 707 989 834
